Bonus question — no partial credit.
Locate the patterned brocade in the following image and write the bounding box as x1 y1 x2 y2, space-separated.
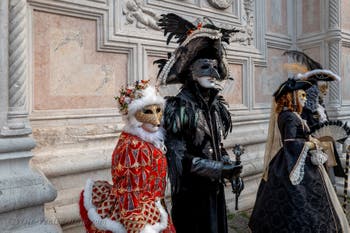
80 132 175 233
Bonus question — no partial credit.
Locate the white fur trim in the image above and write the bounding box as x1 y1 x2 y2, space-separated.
127 86 165 118
83 179 127 233
123 125 166 151
140 200 168 233
83 179 168 233
297 69 341 81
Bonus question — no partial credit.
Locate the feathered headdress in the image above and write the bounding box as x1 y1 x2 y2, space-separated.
114 80 164 117
154 13 239 85
283 50 340 82
283 50 341 112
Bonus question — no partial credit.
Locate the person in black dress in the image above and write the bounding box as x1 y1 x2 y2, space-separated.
249 78 349 233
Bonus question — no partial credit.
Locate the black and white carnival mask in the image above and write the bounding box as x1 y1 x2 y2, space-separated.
190 58 220 89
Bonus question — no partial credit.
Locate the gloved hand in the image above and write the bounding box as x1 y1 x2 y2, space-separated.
222 155 232 165
231 176 244 195
221 163 242 180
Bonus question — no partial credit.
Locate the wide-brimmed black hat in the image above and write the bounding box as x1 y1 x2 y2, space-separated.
154 13 239 85
273 78 313 101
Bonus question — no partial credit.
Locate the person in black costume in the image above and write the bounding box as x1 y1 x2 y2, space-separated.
154 13 243 233
283 50 346 188
249 77 349 233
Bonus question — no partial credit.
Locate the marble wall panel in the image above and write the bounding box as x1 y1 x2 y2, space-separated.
254 48 287 105
146 55 161 84
222 63 243 106
341 0 350 31
33 11 128 111
341 47 350 101
301 0 321 34
266 0 288 35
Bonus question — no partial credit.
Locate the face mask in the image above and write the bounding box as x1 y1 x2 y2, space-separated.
135 104 163 133
297 90 307 107
191 59 220 89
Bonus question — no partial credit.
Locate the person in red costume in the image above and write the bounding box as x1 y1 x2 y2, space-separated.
79 80 176 233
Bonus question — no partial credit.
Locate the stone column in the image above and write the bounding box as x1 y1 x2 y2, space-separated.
0 0 61 232
327 0 341 107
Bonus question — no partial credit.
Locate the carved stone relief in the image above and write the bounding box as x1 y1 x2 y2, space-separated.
207 0 232 9
231 0 254 46
122 0 160 30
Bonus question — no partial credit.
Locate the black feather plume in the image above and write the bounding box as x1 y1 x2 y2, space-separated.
153 59 168 78
158 13 196 45
283 50 323 70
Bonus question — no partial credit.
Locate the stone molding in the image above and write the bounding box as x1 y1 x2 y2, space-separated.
207 0 233 9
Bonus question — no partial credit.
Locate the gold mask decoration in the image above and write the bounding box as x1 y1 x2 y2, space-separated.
135 104 163 132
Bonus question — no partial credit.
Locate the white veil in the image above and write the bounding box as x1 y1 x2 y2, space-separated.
262 99 282 181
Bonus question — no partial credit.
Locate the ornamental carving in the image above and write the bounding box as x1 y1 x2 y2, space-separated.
207 0 233 9
231 0 254 46
122 0 160 30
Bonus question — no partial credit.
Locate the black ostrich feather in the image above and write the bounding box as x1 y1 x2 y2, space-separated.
153 59 168 78
158 13 196 45
283 50 323 70
216 95 232 137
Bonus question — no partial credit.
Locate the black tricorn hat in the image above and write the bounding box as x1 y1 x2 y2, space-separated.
273 78 313 101
154 13 239 85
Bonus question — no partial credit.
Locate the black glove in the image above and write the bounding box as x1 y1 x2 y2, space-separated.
231 176 244 195
221 163 242 180
221 155 232 165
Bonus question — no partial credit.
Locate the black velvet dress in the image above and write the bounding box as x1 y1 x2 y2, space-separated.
249 110 342 233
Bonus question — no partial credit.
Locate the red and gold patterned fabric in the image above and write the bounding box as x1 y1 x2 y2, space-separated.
80 132 176 233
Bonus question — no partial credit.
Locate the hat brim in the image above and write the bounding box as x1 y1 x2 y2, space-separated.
273 79 313 101
158 28 229 85
297 69 341 82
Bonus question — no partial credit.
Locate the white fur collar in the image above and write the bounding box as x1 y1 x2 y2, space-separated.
123 124 166 152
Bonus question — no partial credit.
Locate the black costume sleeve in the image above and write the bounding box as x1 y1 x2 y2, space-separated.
164 97 224 193
279 111 311 185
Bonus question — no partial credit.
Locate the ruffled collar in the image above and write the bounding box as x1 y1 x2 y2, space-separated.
123 124 166 153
